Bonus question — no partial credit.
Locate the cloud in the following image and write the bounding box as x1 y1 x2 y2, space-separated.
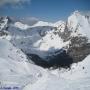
80 11 90 16
0 0 31 6
20 17 39 25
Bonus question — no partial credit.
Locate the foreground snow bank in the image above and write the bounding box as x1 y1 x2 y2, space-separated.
0 39 47 89
23 55 90 90
60 55 90 79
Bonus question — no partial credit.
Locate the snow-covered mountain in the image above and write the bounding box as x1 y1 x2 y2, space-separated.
1 11 90 66
0 11 90 90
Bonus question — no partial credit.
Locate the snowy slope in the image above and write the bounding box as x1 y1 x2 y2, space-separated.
23 55 90 90
60 55 90 80
32 21 53 27
14 22 30 30
68 11 90 39
0 39 47 89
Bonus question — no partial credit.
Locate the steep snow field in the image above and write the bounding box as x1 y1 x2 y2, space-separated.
68 11 90 39
0 39 47 89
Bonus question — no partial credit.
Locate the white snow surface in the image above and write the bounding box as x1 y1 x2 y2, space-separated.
32 21 53 27
14 22 30 30
68 11 90 39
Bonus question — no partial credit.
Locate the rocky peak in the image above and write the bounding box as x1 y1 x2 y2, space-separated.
0 16 9 31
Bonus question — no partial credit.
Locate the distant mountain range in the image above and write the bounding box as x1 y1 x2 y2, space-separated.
0 11 90 90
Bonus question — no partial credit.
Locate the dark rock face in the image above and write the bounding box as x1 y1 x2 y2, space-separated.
54 22 90 63
27 50 73 69
0 17 8 36
27 54 50 68
58 22 72 42
0 31 8 36
67 36 90 62
47 51 73 68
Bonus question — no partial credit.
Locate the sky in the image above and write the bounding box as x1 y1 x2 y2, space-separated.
0 0 90 22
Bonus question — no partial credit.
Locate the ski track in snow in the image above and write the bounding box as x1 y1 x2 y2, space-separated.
23 69 49 90
23 72 90 90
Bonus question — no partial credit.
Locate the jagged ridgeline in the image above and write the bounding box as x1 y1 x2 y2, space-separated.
0 11 90 68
